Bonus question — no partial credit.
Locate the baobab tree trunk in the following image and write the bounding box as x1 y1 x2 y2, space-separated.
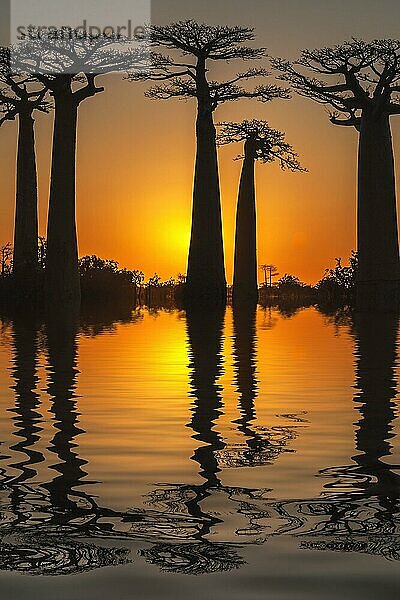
186 61 226 306
46 91 80 308
357 111 400 310
233 139 258 305
13 110 38 297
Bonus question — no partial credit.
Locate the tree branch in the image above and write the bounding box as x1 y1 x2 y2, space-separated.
274 39 400 121
329 111 361 130
73 74 104 105
0 106 18 126
388 102 400 115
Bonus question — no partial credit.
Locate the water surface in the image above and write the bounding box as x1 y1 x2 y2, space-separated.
0 305 399 599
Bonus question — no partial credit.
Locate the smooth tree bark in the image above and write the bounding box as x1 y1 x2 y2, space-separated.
0 55 48 297
46 81 81 306
134 21 288 305
275 40 400 309
218 120 303 305
36 71 107 309
233 138 258 304
13 108 39 293
187 59 226 303
357 110 400 307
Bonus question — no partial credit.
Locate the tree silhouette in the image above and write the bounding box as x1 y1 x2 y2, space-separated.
277 274 304 288
1 242 13 278
316 252 358 305
218 120 303 304
0 47 49 295
267 265 280 287
17 33 151 307
259 264 269 287
274 39 400 308
131 20 289 305
79 255 143 305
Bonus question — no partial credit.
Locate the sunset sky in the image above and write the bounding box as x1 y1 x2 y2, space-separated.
1 0 400 284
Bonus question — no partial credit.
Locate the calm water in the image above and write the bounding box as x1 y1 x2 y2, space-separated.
0 305 399 599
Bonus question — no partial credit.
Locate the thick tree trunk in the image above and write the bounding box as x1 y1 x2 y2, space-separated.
186 63 226 306
46 91 80 308
13 111 38 296
357 111 400 310
233 140 258 305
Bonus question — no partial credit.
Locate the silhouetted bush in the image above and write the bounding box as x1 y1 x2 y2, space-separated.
79 255 144 306
316 252 358 308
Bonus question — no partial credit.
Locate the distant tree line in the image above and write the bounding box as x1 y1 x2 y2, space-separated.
0 235 359 310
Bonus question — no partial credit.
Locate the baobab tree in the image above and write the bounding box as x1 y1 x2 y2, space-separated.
18 33 151 307
218 120 303 304
274 39 400 309
263 265 280 288
131 20 289 305
0 47 49 296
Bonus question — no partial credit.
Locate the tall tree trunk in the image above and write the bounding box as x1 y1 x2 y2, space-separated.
186 62 226 306
13 111 38 296
46 90 80 308
357 110 400 310
233 140 258 305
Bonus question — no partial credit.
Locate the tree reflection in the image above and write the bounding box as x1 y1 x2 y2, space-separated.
0 307 135 575
44 309 89 514
220 305 298 468
0 305 399 576
298 310 400 557
8 314 43 486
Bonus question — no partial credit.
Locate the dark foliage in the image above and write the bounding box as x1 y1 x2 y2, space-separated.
79 255 144 306
316 252 358 306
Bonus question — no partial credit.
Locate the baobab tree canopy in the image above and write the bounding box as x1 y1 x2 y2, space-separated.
273 39 400 127
217 119 304 170
0 47 49 123
132 20 289 108
15 34 151 96
148 20 266 60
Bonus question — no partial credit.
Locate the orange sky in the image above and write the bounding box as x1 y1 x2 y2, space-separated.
1 0 400 284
